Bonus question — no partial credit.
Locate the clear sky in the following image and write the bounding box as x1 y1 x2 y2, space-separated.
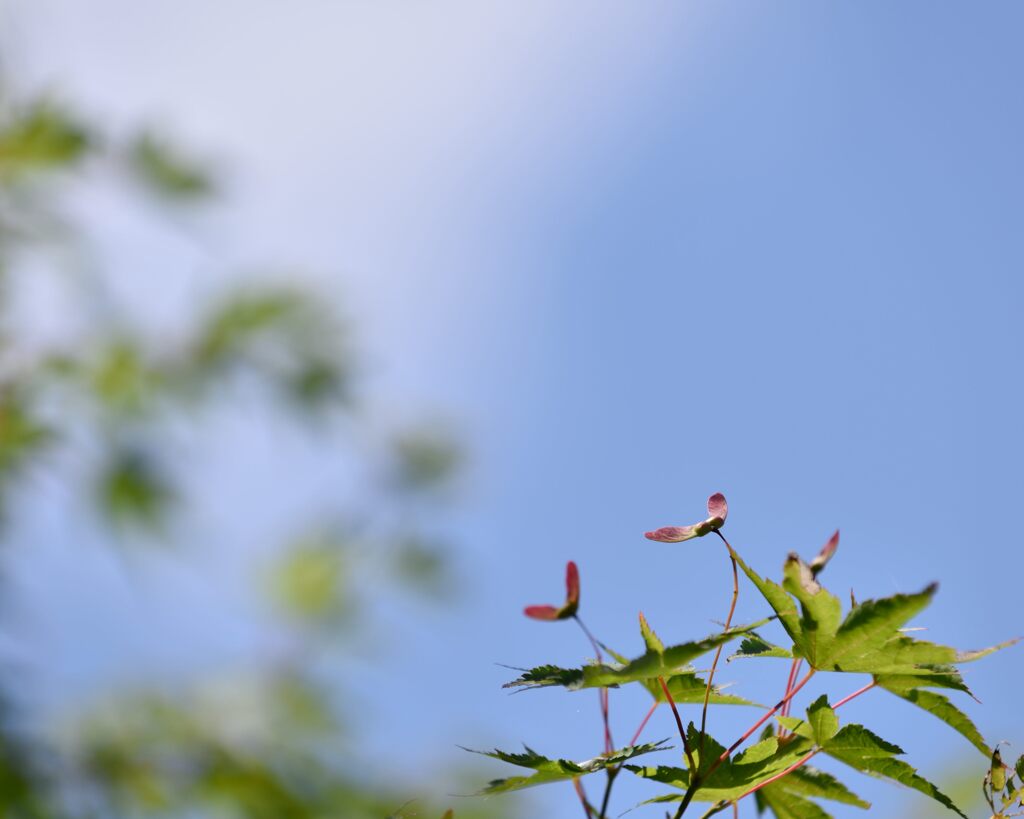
4 3 1023 816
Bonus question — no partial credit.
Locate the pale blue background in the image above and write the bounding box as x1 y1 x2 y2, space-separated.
4 2 1022 816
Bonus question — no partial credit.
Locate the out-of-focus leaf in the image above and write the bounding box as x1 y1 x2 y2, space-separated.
270 534 349 624
0 390 52 478
187 288 351 409
97 449 174 529
0 101 89 177
390 425 462 493
393 535 451 598
285 357 347 408
193 290 312 367
89 340 159 415
128 132 214 200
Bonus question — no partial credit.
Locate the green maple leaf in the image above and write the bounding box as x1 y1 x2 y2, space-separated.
469 740 670 794
730 549 1015 676
644 671 758 707
755 766 870 818
777 715 968 818
822 724 968 818
875 675 989 756
504 615 767 692
629 724 850 807
632 702 867 813
729 633 793 662
754 784 833 819
608 614 759 706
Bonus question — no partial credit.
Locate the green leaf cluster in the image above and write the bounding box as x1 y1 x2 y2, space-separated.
471 740 671 794
477 524 1017 818
504 615 764 693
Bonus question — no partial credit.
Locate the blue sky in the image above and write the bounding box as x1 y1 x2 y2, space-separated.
5 2 1023 816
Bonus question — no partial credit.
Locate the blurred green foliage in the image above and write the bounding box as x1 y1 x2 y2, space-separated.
270 530 353 626
0 100 89 178
0 80 507 818
128 132 214 200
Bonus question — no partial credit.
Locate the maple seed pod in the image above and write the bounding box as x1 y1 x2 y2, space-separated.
523 560 579 621
645 492 728 543
990 748 1007 792
809 530 840 578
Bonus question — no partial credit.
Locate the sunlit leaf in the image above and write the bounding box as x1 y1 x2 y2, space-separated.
806 695 838 746
629 724 821 804
471 739 670 794
729 633 793 662
819 724 967 818
875 676 989 756
733 547 1015 678
505 619 767 691
642 671 758 708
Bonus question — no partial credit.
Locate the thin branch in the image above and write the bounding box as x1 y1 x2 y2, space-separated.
832 679 877 709
776 658 802 738
599 700 661 817
597 768 618 819
575 615 614 752
574 614 605 663
573 777 597 818
699 531 740 756
659 675 697 772
631 701 660 746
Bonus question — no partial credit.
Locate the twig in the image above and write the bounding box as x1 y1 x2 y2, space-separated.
631 701 660 746
699 531 740 757
659 675 697 772
574 615 614 752
599 700 661 817
832 680 876 709
597 768 618 819
574 777 596 818
777 658 802 737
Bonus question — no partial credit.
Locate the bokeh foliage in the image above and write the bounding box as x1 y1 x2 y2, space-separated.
0 83 503 818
